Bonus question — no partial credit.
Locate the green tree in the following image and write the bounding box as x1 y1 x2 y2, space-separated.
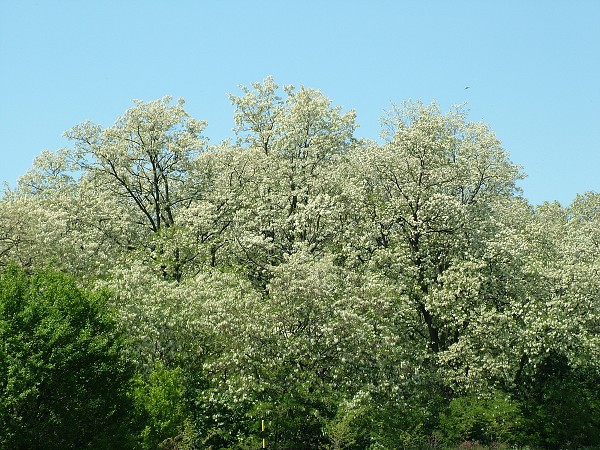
518 352 600 449
132 361 191 449
0 267 137 449
438 390 524 446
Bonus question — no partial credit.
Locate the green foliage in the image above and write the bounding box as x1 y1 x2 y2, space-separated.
438 391 524 446
0 266 136 449
518 352 600 449
132 361 192 449
323 408 360 450
2 79 600 449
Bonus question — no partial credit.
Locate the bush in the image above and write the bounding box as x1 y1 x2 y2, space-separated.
0 267 137 449
518 352 600 449
132 361 191 449
438 390 524 446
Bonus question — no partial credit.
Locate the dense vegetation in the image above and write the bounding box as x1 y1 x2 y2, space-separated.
0 268 136 449
1 77 599 449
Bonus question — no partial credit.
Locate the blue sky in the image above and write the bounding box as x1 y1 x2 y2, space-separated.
1 0 598 205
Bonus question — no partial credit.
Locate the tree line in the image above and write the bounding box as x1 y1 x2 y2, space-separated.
1 77 599 449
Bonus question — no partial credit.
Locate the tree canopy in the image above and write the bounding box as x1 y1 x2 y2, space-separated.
1 78 599 449
0 267 136 449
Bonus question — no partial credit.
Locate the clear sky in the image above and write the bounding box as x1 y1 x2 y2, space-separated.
1 0 598 206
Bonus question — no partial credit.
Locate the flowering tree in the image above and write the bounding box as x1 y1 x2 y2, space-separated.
224 77 357 284
63 97 209 280
1 80 599 448
340 101 531 391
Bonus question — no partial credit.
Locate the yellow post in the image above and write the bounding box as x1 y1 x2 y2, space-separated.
262 420 266 448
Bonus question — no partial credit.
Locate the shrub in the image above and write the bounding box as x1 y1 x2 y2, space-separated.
132 361 191 449
0 267 137 449
438 390 524 446
519 352 600 449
